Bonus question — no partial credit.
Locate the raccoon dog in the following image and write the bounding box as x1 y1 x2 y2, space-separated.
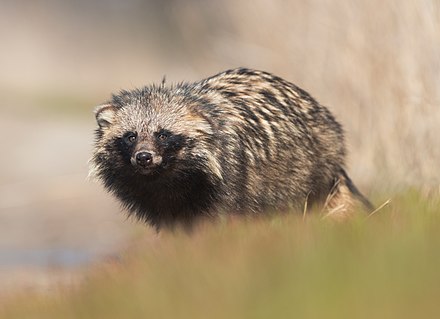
90 68 372 229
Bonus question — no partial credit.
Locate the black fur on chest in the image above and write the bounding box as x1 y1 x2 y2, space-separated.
100 165 221 229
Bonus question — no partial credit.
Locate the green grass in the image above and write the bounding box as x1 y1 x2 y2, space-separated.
2 191 440 319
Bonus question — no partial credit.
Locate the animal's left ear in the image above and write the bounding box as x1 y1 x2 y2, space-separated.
94 104 116 128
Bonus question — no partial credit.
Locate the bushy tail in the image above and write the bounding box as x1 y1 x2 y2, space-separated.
323 168 373 219
339 169 374 211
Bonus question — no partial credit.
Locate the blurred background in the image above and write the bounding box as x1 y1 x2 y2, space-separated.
0 0 439 293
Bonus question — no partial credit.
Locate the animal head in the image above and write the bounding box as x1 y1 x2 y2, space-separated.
89 87 222 184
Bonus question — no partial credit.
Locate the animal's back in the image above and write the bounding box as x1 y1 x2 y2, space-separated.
190 68 347 212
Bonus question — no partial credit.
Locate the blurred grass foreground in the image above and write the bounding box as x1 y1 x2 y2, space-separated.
2 192 440 318
0 0 440 317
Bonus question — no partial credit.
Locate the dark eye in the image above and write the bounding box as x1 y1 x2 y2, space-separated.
124 132 137 145
157 133 168 141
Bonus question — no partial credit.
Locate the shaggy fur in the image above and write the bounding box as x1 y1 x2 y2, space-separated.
90 68 372 229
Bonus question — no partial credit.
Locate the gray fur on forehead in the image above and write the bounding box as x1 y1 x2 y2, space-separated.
112 86 193 112
111 88 204 134
111 85 189 109
115 104 188 133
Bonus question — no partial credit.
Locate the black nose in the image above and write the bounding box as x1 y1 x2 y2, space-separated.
135 152 153 167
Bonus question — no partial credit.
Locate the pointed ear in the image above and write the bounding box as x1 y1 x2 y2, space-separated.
94 104 116 128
